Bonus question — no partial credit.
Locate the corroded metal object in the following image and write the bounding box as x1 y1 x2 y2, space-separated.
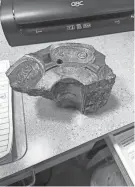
6 43 116 114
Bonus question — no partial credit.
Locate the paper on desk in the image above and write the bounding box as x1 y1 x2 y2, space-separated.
109 126 135 185
113 127 135 174
0 60 13 162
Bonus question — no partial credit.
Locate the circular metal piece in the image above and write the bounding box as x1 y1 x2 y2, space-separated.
50 43 95 64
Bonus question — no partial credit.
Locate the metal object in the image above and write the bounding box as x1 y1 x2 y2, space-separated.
6 43 116 114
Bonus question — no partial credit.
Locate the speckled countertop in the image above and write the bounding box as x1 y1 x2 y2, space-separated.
0 23 134 182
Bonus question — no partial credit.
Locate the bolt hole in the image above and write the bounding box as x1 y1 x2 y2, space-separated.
57 59 63 64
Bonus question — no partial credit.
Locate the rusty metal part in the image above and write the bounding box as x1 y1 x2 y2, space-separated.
6 43 116 114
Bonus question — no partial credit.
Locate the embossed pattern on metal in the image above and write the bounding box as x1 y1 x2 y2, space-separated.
6 43 116 114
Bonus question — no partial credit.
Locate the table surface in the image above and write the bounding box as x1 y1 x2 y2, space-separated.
0 23 134 183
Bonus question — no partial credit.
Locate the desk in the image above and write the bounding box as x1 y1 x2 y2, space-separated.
0 24 134 185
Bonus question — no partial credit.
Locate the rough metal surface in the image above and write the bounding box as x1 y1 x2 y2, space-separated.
6 43 116 114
